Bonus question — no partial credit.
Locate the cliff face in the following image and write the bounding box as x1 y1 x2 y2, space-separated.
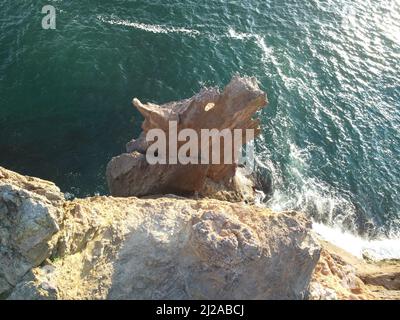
0 166 320 300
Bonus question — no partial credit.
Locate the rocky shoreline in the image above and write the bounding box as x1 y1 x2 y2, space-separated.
1 166 398 300
311 238 400 300
1 76 399 300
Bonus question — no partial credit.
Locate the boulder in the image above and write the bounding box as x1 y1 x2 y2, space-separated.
105 199 320 300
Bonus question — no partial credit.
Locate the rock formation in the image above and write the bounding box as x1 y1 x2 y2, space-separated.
1 166 320 300
106 76 267 201
2 76 398 301
310 239 400 300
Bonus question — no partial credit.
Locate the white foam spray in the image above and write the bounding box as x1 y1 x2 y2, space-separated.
313 221 400 260
97 16 200 37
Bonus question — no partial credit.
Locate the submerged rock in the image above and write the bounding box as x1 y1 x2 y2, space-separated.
106 76 267 200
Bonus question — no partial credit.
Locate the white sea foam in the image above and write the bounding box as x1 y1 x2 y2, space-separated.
253 35 274 60
227 28 253 40
256 143 400 261
226 28 274 62
98 19 273 62
98 16 200 36
265 181 400 261
313 222 400 260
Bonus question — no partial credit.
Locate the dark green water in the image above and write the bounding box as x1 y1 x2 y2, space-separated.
0 1 399 239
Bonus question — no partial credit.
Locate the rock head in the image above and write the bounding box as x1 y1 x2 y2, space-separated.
106 76 267 199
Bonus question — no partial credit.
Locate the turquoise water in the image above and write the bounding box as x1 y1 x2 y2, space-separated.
0 0 399 238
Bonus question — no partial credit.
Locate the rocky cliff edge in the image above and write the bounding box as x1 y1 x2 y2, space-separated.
1 166 320 299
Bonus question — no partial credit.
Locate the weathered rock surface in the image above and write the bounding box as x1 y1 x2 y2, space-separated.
0 167 64 297
310 239 400 300
1 167 320 300
2 168 400 300
106 76 267 200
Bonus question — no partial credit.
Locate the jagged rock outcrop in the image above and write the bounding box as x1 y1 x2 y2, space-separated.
1 167 320 300
106 76 267 200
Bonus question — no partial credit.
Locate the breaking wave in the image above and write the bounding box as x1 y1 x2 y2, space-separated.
313 222 400 260
254 142 400 260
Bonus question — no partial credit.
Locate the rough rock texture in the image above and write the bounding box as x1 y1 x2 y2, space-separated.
106 76 267 200
0 167 64 297
310 239 400 300
1 167 320 300
7 266 58 300
2 168 400 300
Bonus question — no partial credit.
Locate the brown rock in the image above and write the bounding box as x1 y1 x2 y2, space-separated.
310 238 400 300
1 167 320 300
106 76 267 199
